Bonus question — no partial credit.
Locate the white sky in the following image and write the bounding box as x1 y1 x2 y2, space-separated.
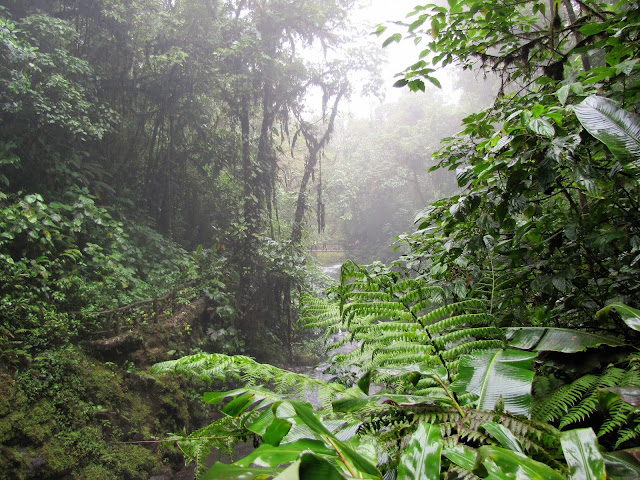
343 0 460 117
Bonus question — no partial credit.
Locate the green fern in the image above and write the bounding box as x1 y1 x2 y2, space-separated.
356 404 562 469
151 352 347 404
531 365 640 449
303 262 506 393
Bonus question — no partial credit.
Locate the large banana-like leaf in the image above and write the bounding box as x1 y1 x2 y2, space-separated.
203 386 286 435
451 349 536 417
574 96 640 162
505 327 624 353
333 393 452 413
560 428 606 480
397 422 442 480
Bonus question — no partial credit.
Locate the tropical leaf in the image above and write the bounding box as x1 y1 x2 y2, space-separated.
232 439 335 468
202 462 282 480
451 349 536 417
505 327 624 353
273 453 346 480
603 449 640 480
482 421 524 454
443 445 477 472
288 401 381 478
599 387 640 407
397 422 442 480
560 428 606 480
474 446 565 480
574 96 640 162
596 302 640 331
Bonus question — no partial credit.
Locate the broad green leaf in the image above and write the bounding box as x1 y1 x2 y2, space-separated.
378 364 449 383
451 349 535 417
289 401 380 478
263 417 292 446
203 462 282 480
574 96 640 162
273 461 301 480
233 440 336 468
482 422 523 453
528 118 555 137
333 393 440 413
222 391 257 417
332 396 371 413
443 445 477 472
289 400 332 436
204 386 280 406
382 33 402 47
596 302 640 331
397 422 442 480
247 408 276 435
603 449 640 480
297 453 346 480
357 370 372 395
557 85 570 105
615 59 638 76
505 327 624 352
560 428 606 480
578 23 608 36
476 446 565 480
274 454 345 480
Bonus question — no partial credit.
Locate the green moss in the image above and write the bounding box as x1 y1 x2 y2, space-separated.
79 464 118 480
0 345 205 479
102 444 158 479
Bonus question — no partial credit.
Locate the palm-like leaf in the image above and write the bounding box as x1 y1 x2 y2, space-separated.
574 96 640 162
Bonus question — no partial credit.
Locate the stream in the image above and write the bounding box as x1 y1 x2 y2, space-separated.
320 263 342 280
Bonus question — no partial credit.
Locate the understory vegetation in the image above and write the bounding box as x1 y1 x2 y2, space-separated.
2 0 640 478
153 0 640 478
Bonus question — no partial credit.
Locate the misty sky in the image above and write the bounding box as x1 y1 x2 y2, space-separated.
345 0 458 116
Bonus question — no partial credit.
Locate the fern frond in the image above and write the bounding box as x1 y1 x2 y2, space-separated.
615 427 640 449
349 291 395 302
532 374 599 423
151 352 346 401
559 368 625 429
441 340 504 360
427 313 495 335
419 300 488 326
598 401 634 436
432 327 503 349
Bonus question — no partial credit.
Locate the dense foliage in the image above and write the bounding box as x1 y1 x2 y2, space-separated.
0 0 382 477
4 0 640 477
152 0 640 478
